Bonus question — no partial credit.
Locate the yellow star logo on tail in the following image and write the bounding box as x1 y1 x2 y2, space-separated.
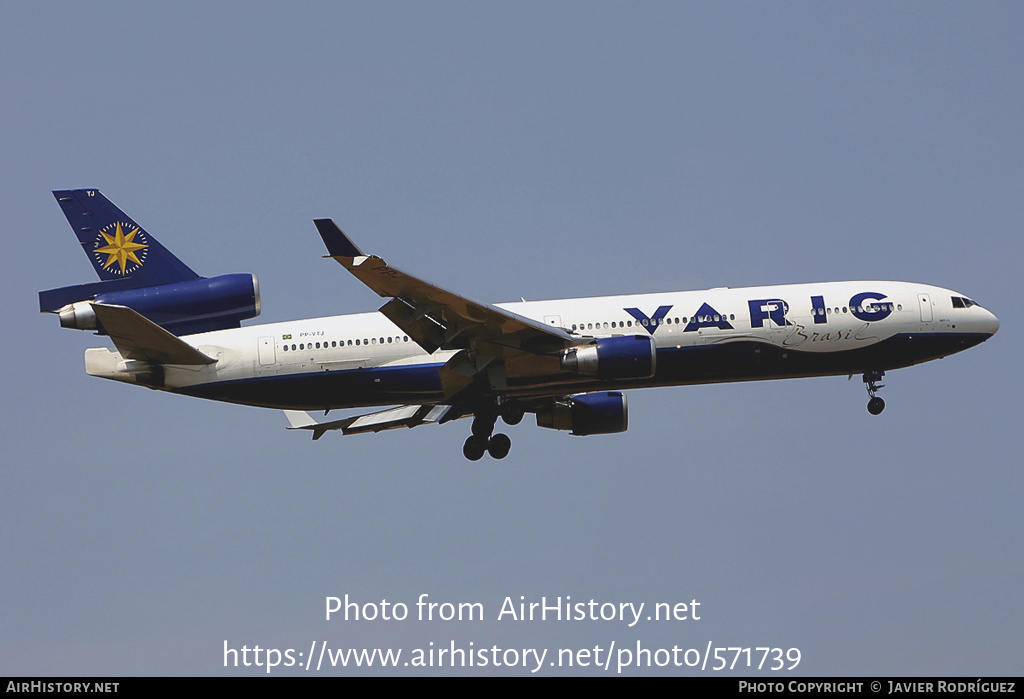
95 222 148 274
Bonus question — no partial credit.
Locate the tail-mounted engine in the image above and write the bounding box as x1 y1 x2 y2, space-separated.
536 391 628 435
44 273 261 336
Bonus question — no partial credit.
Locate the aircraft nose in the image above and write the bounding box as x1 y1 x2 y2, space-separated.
977 308 999 336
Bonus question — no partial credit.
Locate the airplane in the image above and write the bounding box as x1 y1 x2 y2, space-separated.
40 189 999 460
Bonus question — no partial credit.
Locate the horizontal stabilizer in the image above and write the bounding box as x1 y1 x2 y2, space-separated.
91 304 216 365
285 404 452 440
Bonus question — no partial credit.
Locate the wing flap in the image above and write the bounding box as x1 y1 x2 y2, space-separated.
378 296 448 353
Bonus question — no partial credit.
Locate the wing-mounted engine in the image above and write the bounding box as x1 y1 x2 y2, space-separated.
560 335 656 379
42 273 261 336
536 391 628 435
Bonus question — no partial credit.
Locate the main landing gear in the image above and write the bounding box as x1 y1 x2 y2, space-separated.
863 370 886 415
462 399 523 461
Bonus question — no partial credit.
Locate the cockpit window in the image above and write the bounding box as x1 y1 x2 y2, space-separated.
951 296 977 309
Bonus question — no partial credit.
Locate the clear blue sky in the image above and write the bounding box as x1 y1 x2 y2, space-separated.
2 2 1021 675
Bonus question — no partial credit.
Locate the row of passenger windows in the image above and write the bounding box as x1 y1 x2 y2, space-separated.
572 304 905 331
281 300 924 351
812 303 900 316
282 335 411 352
572 315 736 331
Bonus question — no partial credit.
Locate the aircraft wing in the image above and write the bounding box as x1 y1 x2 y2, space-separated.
92 304 217 365
284 404 455 440
314 220 575 356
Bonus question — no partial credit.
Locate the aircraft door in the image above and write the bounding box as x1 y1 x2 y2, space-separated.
750 299 788 345
258 336 276 366
917 294 933 323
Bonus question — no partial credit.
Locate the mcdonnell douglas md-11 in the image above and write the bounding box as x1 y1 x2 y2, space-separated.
40 190 999 460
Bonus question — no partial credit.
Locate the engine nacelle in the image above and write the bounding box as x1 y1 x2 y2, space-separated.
57 273 261 335
58 300 99 330
561 335 656 379
536 391 628 435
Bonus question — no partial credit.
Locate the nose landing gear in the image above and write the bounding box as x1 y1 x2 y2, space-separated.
863 370 886 415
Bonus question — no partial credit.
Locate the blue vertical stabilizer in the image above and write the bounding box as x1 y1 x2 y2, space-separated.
40 189 261 335
52 189 200 286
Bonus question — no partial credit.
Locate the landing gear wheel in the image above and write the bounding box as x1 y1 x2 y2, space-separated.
472 414 496 438
862 370 887 416
500 401 525 426
463 435 487 461
487 433 511 459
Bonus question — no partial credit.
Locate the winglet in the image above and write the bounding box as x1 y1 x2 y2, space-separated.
284 410 328 439
313 219 365 258
284 410 318 429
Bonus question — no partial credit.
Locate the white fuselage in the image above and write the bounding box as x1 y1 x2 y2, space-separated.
84 280 999 411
